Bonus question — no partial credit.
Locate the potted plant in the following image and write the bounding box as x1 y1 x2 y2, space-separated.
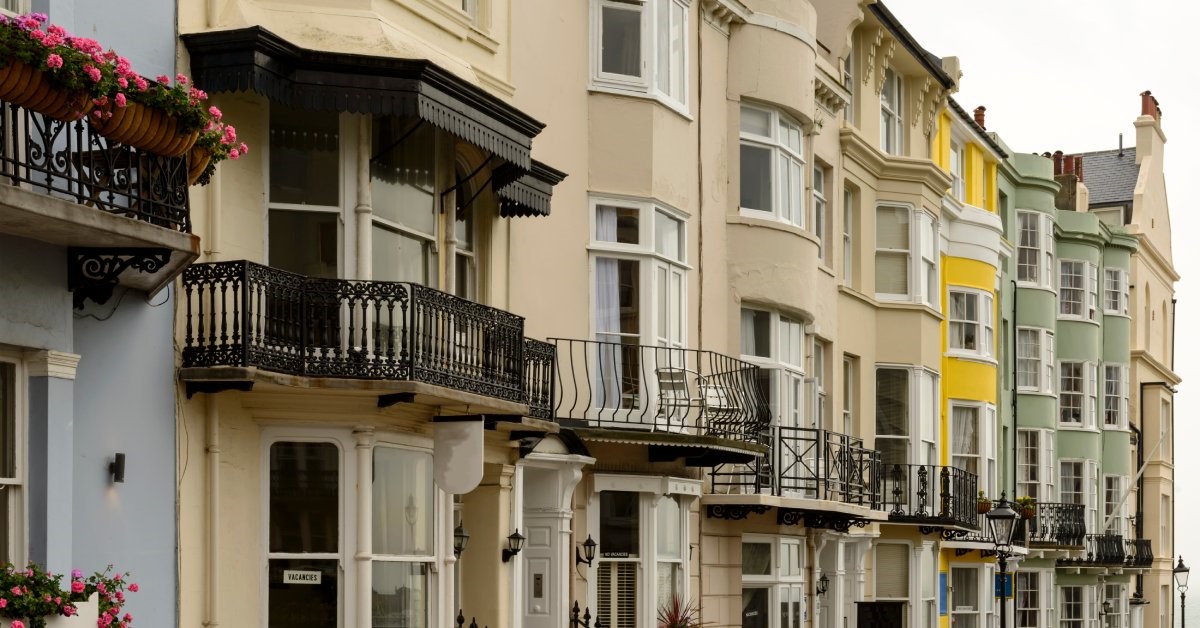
0 13 119 121
0 563 137 628
1015 496 1037 519
976 491 992 515
187 106 247 185
658 596 707 628
94 72 209 157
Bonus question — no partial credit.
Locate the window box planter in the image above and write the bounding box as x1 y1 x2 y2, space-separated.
0 60 92 122
94 99 199 157
0 593 98 628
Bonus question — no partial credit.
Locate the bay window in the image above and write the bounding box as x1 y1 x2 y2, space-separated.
740 307 805 431
1059 585 1096 628
1059 459 1098 533
949 403 996 497
740 104 805 226
874 205 937 306
740 536 805 628
268 105 342 279
875 366 938 469
1103 364 1129 429
591 0 690 109
1016 327 1054 394
950 567 980 628
1016 571 1054 628
1059 260 1098 321
593 479 693 628
1103 475 1128 536
1103 584 1127 628
1058 361 1095 428
591 198 688 412
880 67 902 155
1103 268 1130 316
1016 211 1055 288
1016 429 1054 502
948 289 994 359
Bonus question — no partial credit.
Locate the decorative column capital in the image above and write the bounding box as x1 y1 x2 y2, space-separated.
24 350 81 380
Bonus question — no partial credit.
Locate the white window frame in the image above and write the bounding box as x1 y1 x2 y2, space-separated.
874 365 939 468
1102 364 1129 429
873 541 911 602
1059 459 1098 533
1059 260 1099 322
843 186 855 286
1016 327 1054 394
1016 428 1055 503
589 0 691 112
950 566 987 628
842 45 855 125
1102 475 1129 537
813 165 830 264
741 535 807 628
1058 360 1096 429
1059 585 1097 628
1016 211 1055 289
0 350 24 566
590 475 696 628
1103 268 1130 316
874 204 938 307
947 288 994 360
880 67 903 155
0 0 28 18
1103 583 1127 628
741 308 806 432
949 401 996 498
739 104 806 227
950 141 965 201
1015 570 1053 628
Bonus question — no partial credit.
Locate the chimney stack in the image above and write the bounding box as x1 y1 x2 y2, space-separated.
1075 156 1083 182
1141 90 1161 120
1062 153 1075 176
973 106 986 129
1053 151 1064 175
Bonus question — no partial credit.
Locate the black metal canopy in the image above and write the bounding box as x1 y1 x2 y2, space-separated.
182 26 564 215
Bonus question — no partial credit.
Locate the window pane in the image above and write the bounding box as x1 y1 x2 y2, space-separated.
270 210 339 279
372 119 437 234
0 363 12 478
373 448 434 556
600 491 639 557
668 2 685 100
656 495 681 559
740 144 773 211
656 563 683 611
602 6 642 77
740 107 770 136
268 558 338 628
741 542 771 575
876 206 910 249
742 588 769 628
373 226 431 285
270 442 339 553
372 562 429 628
875 369 908 436
596 205 640 245
655 211 682 260
740 309 771 358
269 106 340 206
598 562 638 628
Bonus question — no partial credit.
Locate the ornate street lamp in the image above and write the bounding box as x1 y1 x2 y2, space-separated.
501 529 526 563
986 493 1018 628
1176 556 1190 628
576 535 597 567
453 523 470 558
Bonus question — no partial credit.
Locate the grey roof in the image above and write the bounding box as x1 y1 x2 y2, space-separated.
1080 148 1139 206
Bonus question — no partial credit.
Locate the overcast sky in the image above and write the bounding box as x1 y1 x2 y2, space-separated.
881 0 1196 593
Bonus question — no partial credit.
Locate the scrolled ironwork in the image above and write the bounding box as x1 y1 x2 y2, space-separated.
0 99 190 232
181 261 540 408
706 504 771 521
67 247 171 308
880 463 978 529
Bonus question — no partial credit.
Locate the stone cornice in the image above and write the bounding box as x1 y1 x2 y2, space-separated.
815 67 849 114
1131 232 1180 282
840 127 952 195
23 350 81 379
701 0 750 32
1130 350 1181 386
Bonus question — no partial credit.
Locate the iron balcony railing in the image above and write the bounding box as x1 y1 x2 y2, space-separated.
182 261 537 405
523 338 556 421
548 338 769 442
0 100 190 232
879 463 979 529
710 427 881 508
1023 502 1086 549
1058 533 1128 567
951 501 1031 547
1126 538 1153 568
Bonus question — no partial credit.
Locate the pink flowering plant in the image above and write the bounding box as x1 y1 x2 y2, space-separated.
0 13 122 98
125 72 211 134
0 562 138 628
191 105 247 185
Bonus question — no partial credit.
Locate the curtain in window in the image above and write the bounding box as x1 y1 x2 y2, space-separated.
952 407 977 458
601 6 642 77
595 207 623 409
875 207 909 294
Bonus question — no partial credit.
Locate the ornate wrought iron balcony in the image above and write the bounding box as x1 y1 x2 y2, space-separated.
1126 538 1153 568
547 338 768 444
0 100 190 232
181 261 545 409
1022 502 1086 549
879 463 979 530
710 427 881 508
1058 533 1128 567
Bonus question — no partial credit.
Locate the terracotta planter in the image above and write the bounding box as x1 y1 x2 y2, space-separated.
0 60 92 121
94 100 198 157
187 145 212 185
976 502 991 515
1021 506 1036 520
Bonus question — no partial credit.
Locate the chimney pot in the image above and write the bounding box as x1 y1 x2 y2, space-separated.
1141 90 1159 119
973 106 986 129
1075 156 1083 182
1063 154 1075 176
1053 151 1064 175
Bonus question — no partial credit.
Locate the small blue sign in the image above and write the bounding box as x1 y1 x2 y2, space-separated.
939 573 948 615
994 573 1012 598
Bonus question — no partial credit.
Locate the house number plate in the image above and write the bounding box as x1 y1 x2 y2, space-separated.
283 570 322 585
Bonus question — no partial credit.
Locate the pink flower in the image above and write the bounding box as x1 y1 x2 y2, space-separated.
176 73 189 85
134 76 148 92
45 54 62 69
223 125 237 142
116 77 127 89
123 614 131 622
238 143 248 155
55 596 61 604
10 620 23 628
128 583 138 593
229 149 240 160
11 586 21 595
27 29 45 42
97 582 107 594
108 606 119 616
155 74 170 86
83 65 101 83
114 93 126 107
47 24 66 37
0 598 7 608
71 580 85 594
208 106 222 120
63 604 76 616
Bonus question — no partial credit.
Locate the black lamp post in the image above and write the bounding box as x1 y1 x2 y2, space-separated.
1176 556 1190 628
986 493 1018 628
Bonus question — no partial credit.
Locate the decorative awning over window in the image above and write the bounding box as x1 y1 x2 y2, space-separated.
182 27 565 215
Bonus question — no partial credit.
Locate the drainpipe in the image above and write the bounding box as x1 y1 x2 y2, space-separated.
695 9 704 349
1171 298 1177 371
1010 280 1017 497
1130 419 1145 601
204 396 220 627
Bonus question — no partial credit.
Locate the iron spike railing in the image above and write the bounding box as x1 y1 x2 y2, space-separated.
877 463 979 529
